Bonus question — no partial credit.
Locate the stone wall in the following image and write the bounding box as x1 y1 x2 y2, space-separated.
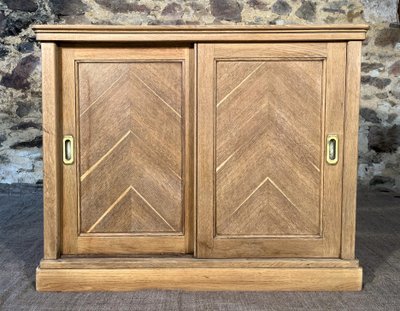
0 0 399 189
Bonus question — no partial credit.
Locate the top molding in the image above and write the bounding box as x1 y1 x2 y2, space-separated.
33 24 368 42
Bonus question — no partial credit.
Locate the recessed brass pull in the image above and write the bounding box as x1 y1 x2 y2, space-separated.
326 134 338 165
63 135 74 165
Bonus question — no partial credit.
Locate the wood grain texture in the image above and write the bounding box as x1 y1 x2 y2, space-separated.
61 47 192 255
61 46 79 255
186 47 196 254
33 24 368 42
79 62 183 234
216 60 322 237
197 44 215 256
37 27 366 292
40 257 360 269
197 43 345 258
322 43 347 257
33 24 370 31
41 43 61 259
341 41 362 259
36 267 362 291
214 43 327 58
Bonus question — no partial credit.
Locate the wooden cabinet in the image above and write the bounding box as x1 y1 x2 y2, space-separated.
34 25 368 292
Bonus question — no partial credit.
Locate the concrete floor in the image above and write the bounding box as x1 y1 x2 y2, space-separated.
0 184 399 310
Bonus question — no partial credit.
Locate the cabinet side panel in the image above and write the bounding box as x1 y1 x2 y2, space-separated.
42 43 61 259
342 41 362 259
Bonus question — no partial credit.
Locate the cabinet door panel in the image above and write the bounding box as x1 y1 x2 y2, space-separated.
62 46 193 255
79 62 183 234
197 43 345 258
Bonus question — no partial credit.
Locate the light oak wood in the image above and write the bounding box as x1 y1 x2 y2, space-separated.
188 46 196 254
61 45 77 255
33 25 368 42
197 43 345 258
61 46 193 255
196 43 215 257
33 24 370 31
341 41 363 259
35 25 365 291
41 43 61 259
213 43 327 58
215 59 322 237
322 42 347 256
40 257 360 269
79 62 183 233
36 266 362 292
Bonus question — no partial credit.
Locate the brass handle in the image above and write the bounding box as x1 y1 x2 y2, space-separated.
326 134 338 165
63 135 74 165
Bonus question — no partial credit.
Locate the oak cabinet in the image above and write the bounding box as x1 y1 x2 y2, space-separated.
34 24 368 291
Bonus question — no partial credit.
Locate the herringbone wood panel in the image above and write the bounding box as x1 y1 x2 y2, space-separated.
216 60 323 236
78 62 183 234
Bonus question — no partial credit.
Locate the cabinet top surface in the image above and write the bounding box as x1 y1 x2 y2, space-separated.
33 24 368 42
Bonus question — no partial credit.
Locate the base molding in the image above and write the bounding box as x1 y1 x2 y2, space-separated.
36 257 362 292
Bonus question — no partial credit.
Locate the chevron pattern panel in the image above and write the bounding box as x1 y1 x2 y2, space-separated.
215 60 323 236
78 62 183 234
